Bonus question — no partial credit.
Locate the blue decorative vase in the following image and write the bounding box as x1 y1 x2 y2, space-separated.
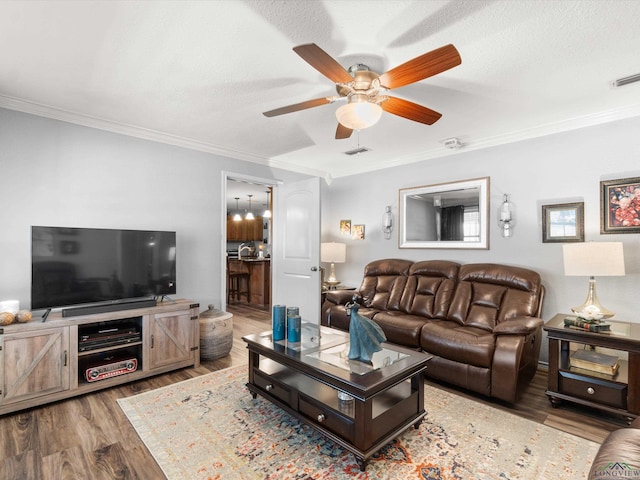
272 305 286 341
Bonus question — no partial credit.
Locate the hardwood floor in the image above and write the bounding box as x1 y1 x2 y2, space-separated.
0 304 623 479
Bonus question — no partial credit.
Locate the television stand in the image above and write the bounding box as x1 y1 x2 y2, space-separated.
0 299 200 416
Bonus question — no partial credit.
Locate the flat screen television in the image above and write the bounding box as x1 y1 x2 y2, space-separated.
31 226 176 312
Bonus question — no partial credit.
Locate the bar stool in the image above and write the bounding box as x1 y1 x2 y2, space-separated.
227 258 250 304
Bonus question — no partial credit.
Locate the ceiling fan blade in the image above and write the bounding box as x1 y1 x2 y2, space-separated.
335 123 353 139
263 97 333 117
380 96 442 125
378 44 461 90
293 43 353 84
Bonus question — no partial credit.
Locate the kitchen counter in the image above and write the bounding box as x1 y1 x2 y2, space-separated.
228 258 270 307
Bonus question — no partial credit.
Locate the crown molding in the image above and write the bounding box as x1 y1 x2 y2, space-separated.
0 95 330 180
331 103 640 178
3 94 638 182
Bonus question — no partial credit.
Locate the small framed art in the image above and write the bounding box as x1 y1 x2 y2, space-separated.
352 224 365 240
542 202 584 243
340 219 351 237
601 176 640 234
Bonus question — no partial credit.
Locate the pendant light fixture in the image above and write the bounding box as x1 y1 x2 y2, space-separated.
245 195 255 220
232 197 242 222
263 190 272 218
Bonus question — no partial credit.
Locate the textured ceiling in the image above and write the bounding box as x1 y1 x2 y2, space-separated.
1 0 640 181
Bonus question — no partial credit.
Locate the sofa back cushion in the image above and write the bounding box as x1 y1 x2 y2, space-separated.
447 263 543 331
401 260 460 318
359 259 413 311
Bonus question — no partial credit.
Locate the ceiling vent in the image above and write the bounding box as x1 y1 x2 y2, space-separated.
611 73 640 88
344 147 371 156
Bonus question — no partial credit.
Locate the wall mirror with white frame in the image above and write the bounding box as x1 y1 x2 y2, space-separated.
399 177 490 249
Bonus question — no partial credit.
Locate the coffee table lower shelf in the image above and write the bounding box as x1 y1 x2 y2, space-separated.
246 358 426 471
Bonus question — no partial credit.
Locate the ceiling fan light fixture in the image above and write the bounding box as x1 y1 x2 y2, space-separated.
335 98 382 130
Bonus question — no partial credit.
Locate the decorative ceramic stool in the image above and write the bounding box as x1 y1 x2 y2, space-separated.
199 304 233 360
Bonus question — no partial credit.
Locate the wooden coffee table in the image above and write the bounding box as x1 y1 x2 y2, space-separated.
243 325 430 471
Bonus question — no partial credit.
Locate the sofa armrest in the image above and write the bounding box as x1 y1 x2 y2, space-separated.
324 289 359 306
493 316 544 335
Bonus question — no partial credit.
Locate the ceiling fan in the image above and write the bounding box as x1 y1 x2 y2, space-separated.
263 43 461 139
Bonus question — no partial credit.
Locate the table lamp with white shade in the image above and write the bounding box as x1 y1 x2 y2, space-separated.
321 242 346 289
562 242 625 320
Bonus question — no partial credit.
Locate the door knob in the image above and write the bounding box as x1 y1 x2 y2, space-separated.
310 266 319 272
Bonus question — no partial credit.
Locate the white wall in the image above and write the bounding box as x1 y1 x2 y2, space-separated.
322 116 640 363
0 108 308 312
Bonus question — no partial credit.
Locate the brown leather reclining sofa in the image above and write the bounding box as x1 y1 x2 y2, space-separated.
321 259 545 404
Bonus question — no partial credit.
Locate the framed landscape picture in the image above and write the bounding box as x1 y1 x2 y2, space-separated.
600 176 640 234
542 202 584 243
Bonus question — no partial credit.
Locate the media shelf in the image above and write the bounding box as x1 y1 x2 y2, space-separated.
78 316 143 352
0 299 200 416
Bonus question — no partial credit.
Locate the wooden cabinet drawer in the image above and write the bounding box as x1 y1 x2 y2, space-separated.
253 370 291 405
299 394 354 442
559 371 627 409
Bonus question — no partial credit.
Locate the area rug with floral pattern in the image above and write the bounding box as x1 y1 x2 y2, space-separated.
117 365 599 479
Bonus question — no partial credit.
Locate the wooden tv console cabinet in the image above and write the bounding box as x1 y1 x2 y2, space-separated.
0 299 200 416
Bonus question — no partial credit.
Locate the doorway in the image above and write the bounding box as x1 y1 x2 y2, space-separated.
223 173 276 312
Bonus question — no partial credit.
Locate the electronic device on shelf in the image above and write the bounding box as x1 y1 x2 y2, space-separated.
78 319 142 352
85 358 138 382
31 226 177 317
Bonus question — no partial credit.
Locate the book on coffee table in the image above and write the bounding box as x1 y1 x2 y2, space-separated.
570 348 619 375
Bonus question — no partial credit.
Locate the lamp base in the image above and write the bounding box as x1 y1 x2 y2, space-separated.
325 262 340 288
571 277 615 321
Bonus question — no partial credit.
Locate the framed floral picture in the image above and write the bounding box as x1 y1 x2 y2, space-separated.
601 176 640 234
542 202 584 243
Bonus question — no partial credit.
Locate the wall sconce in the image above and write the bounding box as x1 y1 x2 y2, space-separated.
321 242 346 289
382 206 393 240
498 194 514 237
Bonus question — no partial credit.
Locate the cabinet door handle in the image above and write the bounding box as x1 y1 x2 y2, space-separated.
587 387 595 395
63 350 68 367
151 334 154 348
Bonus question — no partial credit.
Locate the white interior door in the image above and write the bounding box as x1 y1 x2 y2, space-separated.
272 177 321 323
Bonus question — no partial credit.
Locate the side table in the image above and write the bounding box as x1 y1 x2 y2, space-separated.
544 313 640 422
